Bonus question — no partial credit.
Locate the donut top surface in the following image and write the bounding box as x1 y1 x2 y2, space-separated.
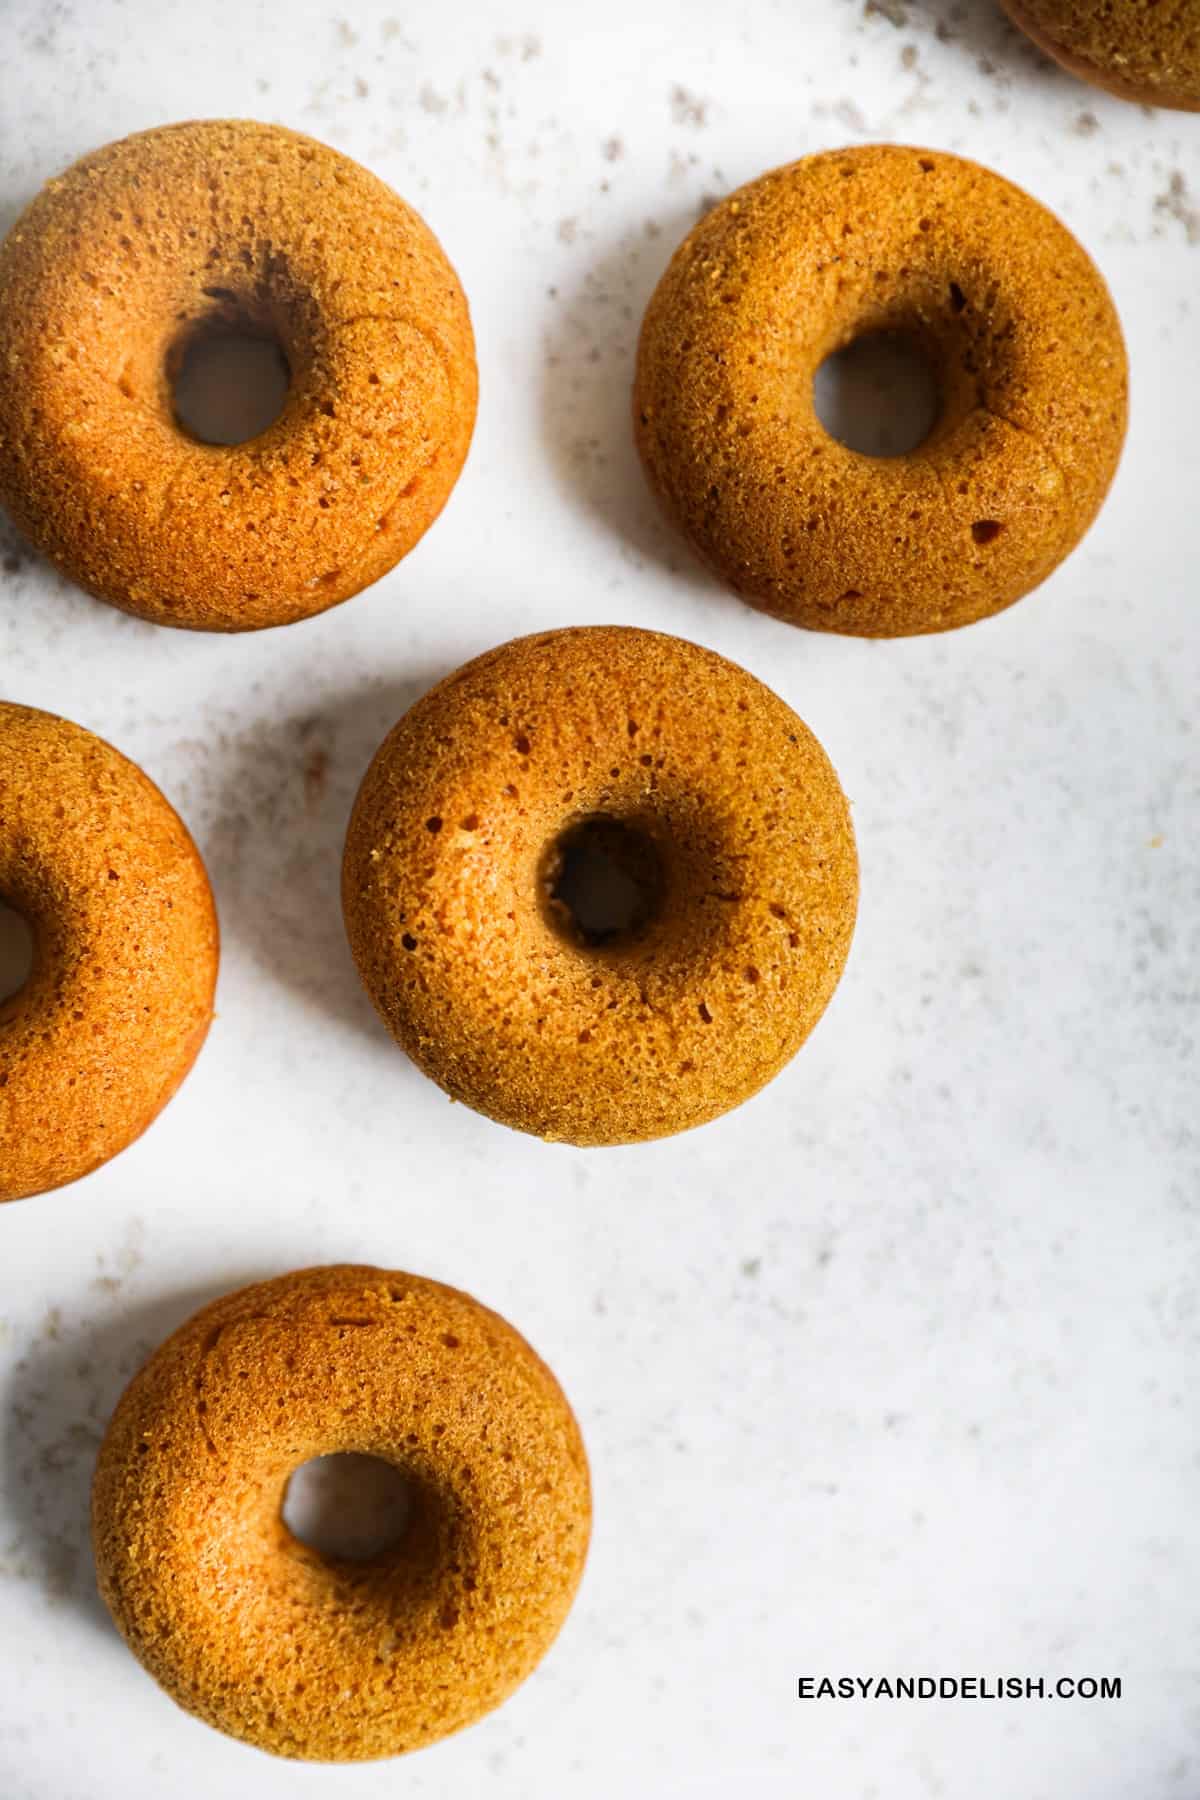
92 1265 590 1761
1005 0 1200 108
0 703 217 1202
0 120 477 629
634 145 1128 635
343 626 858 1144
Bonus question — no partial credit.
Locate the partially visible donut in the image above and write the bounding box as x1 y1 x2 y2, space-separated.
342 626 857 1145
0 120 477 631
1002 0 1200 111
0 703 218 1203
634 145 1128 637
92 1265 591 1762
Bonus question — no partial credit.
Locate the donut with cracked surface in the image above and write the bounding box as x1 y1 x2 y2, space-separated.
342 625 858 1145
0 120 476 631
634 145 1127 636
0 702 218 1203
92 1265 591 1762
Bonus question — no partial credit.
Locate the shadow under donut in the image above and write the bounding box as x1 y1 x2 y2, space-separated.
901 0 1080 98
539 204 702 583
0 1279 264 1635
201 670 453 1046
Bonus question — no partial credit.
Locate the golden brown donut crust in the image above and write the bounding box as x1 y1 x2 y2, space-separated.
0 120 477 631
0 703 218 1203
1002 0 1200 110
342 626 857 1145
92 1265 591 1762
634 145 1128 637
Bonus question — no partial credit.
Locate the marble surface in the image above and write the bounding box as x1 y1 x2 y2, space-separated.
1 0 1198 1794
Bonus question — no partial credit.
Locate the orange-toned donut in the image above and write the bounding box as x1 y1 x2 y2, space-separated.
0 121 477 630
635 145 1127 635
0 703 217 1202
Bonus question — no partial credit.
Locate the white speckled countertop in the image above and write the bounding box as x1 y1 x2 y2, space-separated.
1 1 1198 1795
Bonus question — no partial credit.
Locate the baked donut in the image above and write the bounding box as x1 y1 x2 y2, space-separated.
92 1265 591 1762
1002 0 1200 110
0 703 218 1203
634 145 1128 637
0 120 476 631
342 626 857 1144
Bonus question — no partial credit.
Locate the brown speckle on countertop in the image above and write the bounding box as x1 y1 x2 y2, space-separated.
670 84 709 128
865 0 908 25
1155 171 1200 246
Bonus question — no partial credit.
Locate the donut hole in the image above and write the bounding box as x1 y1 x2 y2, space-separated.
813 329 941 457
0 899 34 1003
541 816 665 948
170 313 291 446
282 1453 417 1562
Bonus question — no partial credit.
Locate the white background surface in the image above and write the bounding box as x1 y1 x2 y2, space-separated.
1 1 1198 1795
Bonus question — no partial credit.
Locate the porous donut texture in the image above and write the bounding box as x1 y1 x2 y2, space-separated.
92 1265 591 1762
1002 0 1200 110
0 703 218 1203
634 145 1128 636
0 120 477 630
342 626 857 1145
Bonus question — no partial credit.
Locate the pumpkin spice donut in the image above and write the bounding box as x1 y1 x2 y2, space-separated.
92 1265 591 1762
0 703 218 1203
342 626 858 1145
0 120 477 631
634 144 1128 637
1001 0 1200 110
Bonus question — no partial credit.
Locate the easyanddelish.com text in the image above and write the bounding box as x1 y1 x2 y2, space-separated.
797 1675 1121 1701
